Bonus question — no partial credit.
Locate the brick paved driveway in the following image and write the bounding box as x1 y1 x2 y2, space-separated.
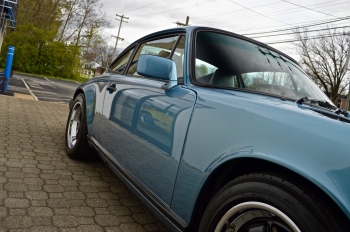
0 95 169 232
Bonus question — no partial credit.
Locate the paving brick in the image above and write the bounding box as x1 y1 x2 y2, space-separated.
31 217 53 226
70 206 95 217
4 216 32 228
0 96 169 231
119 223 146 232
9 208 26 216
77 225 104 232
49 193 63 199
29 226 58 232
94 208 110 215
43 185 64 193
53 215 79 227
63 192 85 200
28 207 53 217
31 200 47 207
132 213 157 224
108 206 132 216
85 198 108 208
8 191 24 198
94 215 120 226
24 178 45 186
26 191 48 200
0 176 7 184
5 198 29 208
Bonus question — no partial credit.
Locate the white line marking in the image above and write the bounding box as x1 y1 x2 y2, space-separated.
28 83 44 89
44 77 55 85
22 78 38 101
74 81 80 84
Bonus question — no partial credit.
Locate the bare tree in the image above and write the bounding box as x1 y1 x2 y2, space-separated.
94 44 115 68
294 27 350 103
58 0 110 46
17 0 62 32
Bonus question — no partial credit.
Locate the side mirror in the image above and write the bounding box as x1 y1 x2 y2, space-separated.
137 54 178 89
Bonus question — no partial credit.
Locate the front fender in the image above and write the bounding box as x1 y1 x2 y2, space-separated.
75 76 110 143
171 87 350 223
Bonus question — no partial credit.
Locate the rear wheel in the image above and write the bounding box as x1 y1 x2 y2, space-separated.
65 93 95 160
199 173 347 232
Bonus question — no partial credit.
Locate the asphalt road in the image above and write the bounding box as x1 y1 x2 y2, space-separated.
6 73 82 104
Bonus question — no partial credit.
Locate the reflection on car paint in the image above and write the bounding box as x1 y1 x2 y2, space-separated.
85 89 95 125
102 83 196 204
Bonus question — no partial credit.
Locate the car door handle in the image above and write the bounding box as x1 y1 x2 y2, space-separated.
107 83 117 93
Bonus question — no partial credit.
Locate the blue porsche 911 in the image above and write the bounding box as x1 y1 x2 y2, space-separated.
66 26 350 232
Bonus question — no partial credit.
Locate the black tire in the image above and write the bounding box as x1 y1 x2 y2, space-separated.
65 93 95 160
199 173 348 232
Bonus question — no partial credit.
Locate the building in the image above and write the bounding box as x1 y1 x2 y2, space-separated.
0 0 18 52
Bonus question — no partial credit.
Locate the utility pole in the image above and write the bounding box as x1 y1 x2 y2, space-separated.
174 16 190 27
112 14 129 56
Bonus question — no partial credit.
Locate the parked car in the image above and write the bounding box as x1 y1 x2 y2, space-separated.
66 26 350 232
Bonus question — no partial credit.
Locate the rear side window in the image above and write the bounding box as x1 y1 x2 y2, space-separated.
127 36 178 76
110 48 134 73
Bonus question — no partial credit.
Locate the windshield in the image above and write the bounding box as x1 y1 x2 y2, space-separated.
194 31 332 104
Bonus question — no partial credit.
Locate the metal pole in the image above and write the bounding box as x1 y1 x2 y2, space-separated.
4 46 14 90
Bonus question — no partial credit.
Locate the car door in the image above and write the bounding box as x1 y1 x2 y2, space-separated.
101 35 196 205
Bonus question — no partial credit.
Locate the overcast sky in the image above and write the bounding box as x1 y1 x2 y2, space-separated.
99 0 350 60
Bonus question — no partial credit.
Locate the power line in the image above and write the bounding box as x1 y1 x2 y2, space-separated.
193 0 342 21
236 10 350 35
250 25 350 39
192 1 281 20
266 32 350 44
281 0 336 18
121 0 167 14
194 0 350 26
237 19 332 34
227 0 291 26
138 0 215 17
242 16 350 36
139 12 350 37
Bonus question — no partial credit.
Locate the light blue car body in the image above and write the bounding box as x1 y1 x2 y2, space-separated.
72 26 350 231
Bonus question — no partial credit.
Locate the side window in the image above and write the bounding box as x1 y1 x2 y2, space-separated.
171 35 186 84
109 48 134 73
127 36 179 76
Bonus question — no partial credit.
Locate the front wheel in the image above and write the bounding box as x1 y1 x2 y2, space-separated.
199 173 347 232
65 93 95 160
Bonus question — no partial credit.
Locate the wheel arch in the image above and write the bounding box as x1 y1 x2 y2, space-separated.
73 88 85 102
188 157 350 231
